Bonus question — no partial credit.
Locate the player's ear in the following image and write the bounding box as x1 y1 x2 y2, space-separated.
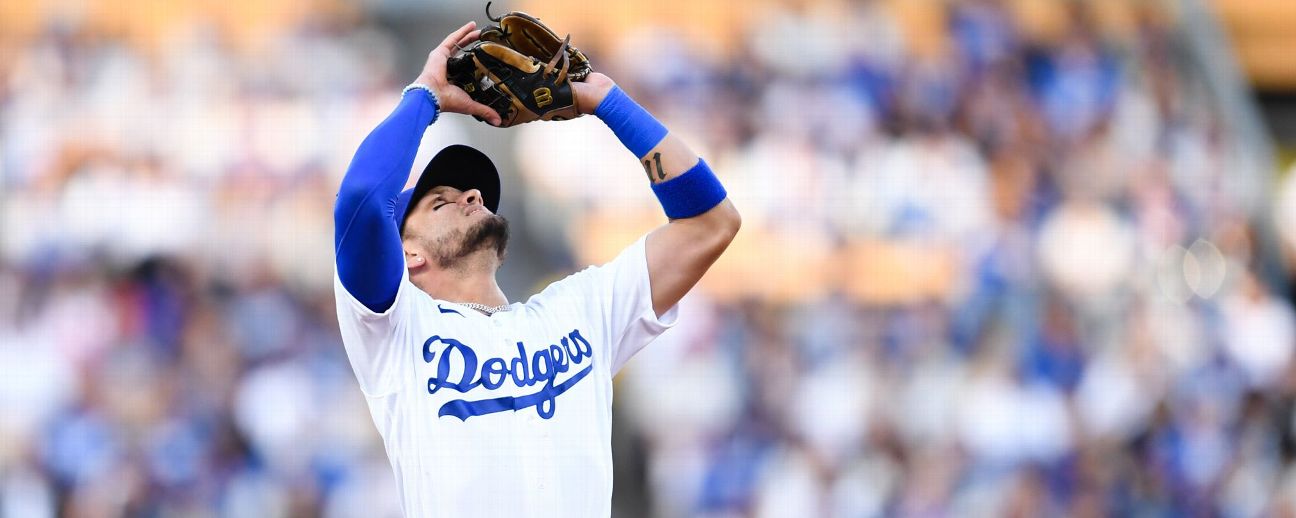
404 248 427 270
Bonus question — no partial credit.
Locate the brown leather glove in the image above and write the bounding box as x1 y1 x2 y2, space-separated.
447 3 594 127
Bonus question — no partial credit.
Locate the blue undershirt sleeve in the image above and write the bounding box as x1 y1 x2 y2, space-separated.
333 92 437 313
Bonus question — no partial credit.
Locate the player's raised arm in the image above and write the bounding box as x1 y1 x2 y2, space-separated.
574 74 742 317
334 22 501 313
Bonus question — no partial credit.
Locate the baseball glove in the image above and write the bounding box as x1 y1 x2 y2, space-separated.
447 3 593 127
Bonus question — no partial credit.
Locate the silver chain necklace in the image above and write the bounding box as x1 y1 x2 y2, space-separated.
459 302 512 315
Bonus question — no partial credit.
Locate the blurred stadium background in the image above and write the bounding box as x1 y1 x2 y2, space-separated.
4 0 1296 516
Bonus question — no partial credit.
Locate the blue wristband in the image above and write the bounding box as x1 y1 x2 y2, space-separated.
594 86 668 158
651 159 727 219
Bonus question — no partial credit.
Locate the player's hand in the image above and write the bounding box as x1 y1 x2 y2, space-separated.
416 21 503 126
573 72 616 116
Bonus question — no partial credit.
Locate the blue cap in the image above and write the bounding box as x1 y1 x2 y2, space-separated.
397 144 501 233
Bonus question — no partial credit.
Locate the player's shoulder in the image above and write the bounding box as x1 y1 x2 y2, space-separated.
527 266 599 302
524 237 650 302
333 267 469 325
517 265 614 317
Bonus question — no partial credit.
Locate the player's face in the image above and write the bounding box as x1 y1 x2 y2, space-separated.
406 186 509 268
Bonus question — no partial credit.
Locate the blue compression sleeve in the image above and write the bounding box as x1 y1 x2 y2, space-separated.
334 92 438 312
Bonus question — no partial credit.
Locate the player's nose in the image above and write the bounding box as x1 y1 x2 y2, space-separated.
459 189 483 207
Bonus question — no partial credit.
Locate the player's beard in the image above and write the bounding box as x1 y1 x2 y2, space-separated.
430 214 510 270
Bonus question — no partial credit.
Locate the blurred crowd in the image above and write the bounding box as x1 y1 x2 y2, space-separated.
0 5 414 517
3 0 1296 516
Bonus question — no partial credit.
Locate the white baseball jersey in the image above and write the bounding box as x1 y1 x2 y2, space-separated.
334 236 677 517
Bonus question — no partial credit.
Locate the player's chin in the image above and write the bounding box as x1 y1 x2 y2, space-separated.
465 214 510 257
473 212 506 228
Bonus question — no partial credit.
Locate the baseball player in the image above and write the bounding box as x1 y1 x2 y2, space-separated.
332 21 740 516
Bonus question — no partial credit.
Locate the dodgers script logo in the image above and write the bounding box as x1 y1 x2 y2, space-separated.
423 329 594 421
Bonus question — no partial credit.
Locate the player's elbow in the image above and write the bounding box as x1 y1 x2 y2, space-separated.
701 199 741 252
334 181 383 219
717 201 741 242
333 183 391 249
